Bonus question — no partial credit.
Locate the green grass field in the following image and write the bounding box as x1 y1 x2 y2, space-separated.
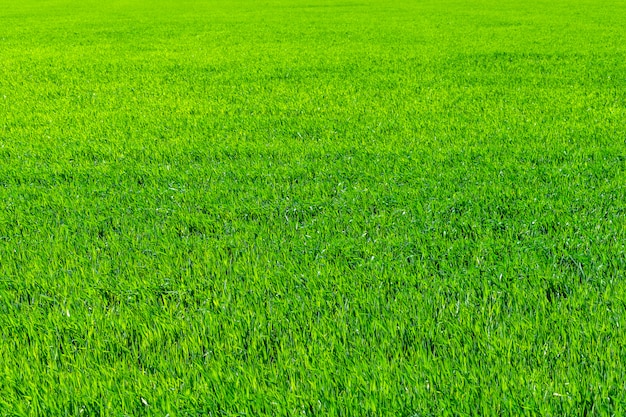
1 0 626 415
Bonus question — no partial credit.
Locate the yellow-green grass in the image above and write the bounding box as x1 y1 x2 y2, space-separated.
1 0 626 415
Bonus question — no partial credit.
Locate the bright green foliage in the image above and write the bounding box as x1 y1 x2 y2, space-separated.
1 0 626 415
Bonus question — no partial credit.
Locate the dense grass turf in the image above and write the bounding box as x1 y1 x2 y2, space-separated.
1 0 626 414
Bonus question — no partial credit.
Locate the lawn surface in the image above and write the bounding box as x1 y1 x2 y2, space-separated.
1 0 626 415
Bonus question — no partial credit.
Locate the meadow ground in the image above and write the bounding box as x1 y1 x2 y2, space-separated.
1 0 626 415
